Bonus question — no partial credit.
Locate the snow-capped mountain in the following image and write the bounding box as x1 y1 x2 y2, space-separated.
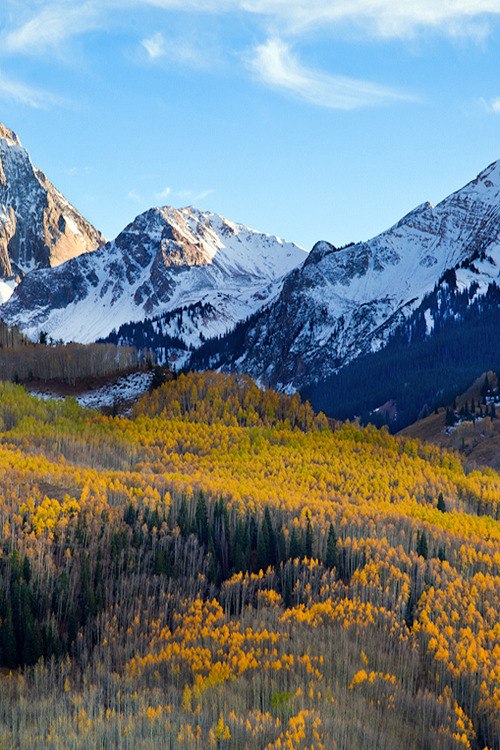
191 159 500 391
1 205 307 348
0 123 104 300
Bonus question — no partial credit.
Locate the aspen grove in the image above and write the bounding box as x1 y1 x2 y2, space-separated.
0 372 498 748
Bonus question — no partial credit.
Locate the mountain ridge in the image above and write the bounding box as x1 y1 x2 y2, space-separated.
1 203 307 352
189 159 500 391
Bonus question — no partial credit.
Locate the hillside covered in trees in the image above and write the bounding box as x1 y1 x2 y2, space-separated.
0 318 137 385
0 372 499 748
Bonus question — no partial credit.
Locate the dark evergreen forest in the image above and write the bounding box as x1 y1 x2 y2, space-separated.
303 280 500 430
100 300 217 361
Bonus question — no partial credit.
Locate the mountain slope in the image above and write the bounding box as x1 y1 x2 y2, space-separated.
0 123 104 291
190 160 500 391
301 277 500 430
1 205 307 347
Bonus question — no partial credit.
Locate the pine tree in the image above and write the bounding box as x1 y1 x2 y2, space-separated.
1 601 17 668
177 497 190 539
233 518 248 574
195 491 209 546
404 590 416 629
481 374 489 403
325 523 338 569
257 507 276 572
416 530 429 560
305 520 313 559
278 528 287 563
437 493 446 513
289 527 301 560
264 507 276 566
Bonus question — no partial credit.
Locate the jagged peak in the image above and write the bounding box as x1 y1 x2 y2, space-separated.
433 159 500 211
472 158 500 184
0 124 22 148
305 240 337 265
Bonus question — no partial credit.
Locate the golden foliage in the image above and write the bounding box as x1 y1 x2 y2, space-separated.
0 372 498 748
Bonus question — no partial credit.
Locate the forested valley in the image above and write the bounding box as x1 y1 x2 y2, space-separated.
0 371 499 748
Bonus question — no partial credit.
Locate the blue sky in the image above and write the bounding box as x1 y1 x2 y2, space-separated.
2 1 500 250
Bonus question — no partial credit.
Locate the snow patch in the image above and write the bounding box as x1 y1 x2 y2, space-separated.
424 309 434 335
0 278 17 304
28 371 153 415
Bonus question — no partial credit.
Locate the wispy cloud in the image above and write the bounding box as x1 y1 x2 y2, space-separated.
478 96 500 113
0 70 68 108
65 165 92 176
238 0 499 39
141 30 219 69
155 186 215 204
2 1 101 55
142 32 167 60
247 38 414 109
5 0 500 60
139 0 500 39
195 189 215 200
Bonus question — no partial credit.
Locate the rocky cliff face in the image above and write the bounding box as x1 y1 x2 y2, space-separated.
1 205 307 345
0 123 104 280
194 160 500 391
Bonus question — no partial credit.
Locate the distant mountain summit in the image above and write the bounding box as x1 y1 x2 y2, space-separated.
0 123 104 285
191 159 500 391
1 205 307 347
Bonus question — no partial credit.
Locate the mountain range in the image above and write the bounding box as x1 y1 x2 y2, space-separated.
2 121 500 430
2 205 306 350
190 161 500 394
0 125 306 352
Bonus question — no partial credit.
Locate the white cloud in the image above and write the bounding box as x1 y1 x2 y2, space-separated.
139 0 500 39
479 96 500 113
141 30 218 69
65 165 92 175
154 186 215 204
2 2 101 55
0 70 68 108
248 38 414 109
237 0 500 39
195 189 215 200
5 0 500 59
142 32 167 59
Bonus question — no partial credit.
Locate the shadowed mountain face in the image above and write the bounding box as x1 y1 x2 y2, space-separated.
0 123 104 280
190 160 500 392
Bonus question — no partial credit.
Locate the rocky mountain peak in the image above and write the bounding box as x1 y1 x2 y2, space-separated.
305 240 338 265
0 203 307 347
0 123 104 284
0 124 21 148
